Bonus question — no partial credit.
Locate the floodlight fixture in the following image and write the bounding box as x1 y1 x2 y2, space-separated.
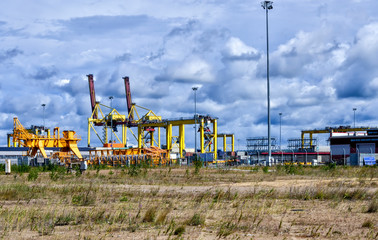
261 1 273 10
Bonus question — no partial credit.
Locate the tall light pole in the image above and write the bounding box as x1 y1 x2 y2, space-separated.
261 1 273 166
192 87 198 155
279 112 282 151
353 108 357 128
41 104 46 129
109 96 114 145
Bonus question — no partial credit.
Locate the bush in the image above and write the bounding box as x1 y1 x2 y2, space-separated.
128 164 141 177
119 196 128 202
142 207 157 223
362 219 374 228
12 164 31 173
193 155 202 175
188 213 205 226
262 166 269 173
71 182 96 206
174 225 185 236
49 166 66 181
366 199 378 213
28 168 39 181
322 162 336 171
156 208 170 225
71 193 95 206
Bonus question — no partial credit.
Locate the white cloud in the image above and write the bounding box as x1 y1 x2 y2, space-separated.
54 79 70 87
171 57 214 83
224 37 259 59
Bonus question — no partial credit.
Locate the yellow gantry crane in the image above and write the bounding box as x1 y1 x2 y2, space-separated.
87 74 235 161
8 117 83 162
301 126 373 149
87 74 162 148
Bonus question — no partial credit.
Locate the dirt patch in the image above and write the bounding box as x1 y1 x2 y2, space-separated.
0 166 377 239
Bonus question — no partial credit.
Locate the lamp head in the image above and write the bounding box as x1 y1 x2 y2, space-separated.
192 87 198 91
261 1 273 10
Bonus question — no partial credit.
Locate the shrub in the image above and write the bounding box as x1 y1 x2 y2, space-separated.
362 219 374 228
217 221 237 238
156 208 170 225
128 164 141 177
71 182 96 206
322 162 336 171
188 213 205 226
28 168 39 181
142 207 157 223
174 225 185 236
55 213 74 226
193 156 202 175
49 166 66 181
262 166 269 173
12 164 30 173
120 196 128 202
366 199 378 213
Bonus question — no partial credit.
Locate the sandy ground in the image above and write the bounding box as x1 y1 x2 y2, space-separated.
0 167 377 239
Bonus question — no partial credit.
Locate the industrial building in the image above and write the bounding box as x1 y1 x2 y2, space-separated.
245 126 378 166
330 130 378 165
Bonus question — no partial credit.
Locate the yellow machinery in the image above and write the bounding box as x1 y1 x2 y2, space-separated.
87 74 162 148
87 74 235 162
88 146 169 166
88 102 127 147
8 117 83 163
301 126 372 149
217 133 235 152
137 116 222 159
87 101 163 148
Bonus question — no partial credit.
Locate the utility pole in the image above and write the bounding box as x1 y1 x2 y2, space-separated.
192 87 198 155
109 96 114 146
41 104 46 129
353 108 357 128
279 112 282 151
261 1 273 166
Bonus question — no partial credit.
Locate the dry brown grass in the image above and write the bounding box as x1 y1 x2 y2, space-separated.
0 165 376 239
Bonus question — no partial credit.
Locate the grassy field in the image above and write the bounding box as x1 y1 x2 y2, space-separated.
0 164 377 239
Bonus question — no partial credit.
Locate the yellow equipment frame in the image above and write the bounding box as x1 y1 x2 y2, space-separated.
87 102 162 148
217 133 235 152
9 117 83 161
137 116 224 159
301 126 372 149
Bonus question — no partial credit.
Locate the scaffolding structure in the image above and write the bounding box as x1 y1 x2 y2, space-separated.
288 138 318 151
246 137 278 152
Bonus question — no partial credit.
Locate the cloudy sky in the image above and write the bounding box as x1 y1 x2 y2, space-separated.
1 0 378 149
